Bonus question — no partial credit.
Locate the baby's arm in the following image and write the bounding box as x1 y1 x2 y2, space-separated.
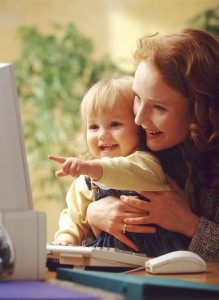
52 208 80 245
48 155 103 180
52 176 95 245
96 151 170 192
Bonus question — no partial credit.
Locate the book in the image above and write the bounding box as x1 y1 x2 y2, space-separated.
57 268 219 300
0 281 100 300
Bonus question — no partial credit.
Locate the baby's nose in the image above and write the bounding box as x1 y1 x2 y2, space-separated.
98 129 111 139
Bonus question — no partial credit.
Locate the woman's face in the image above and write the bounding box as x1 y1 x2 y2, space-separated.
133 60 193 151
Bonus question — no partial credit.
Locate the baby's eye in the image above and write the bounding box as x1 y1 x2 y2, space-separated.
111 121 121 127
88 124 99 130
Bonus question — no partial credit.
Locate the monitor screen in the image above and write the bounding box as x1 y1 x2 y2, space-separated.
0 63 32 210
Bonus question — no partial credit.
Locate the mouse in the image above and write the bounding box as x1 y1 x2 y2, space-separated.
145 250 206 274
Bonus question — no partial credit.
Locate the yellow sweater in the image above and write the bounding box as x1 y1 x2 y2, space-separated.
55 150 170 244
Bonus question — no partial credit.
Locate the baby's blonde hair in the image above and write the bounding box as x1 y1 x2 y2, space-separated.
75 76 136 159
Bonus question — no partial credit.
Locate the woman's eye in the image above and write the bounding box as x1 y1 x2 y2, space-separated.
154 104 165 111
134 95 141 102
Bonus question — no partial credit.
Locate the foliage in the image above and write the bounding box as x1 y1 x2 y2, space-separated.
188 5 219 36
14 24 125 202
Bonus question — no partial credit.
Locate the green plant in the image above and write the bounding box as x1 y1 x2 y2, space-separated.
188 5 219 36
14 24 125 203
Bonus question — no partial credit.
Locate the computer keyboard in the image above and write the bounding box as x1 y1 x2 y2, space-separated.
47 244 149 269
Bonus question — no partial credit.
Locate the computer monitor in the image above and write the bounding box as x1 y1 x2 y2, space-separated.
0 63 33 210
0 63 46 280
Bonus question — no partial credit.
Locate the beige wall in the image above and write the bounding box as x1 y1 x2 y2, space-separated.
1 0 218 241
1 0 218 69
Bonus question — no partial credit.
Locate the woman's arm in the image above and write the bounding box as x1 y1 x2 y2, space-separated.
122 176 200 238
122 177 219 262
188 187 219 262
87 174 219 261
86 195 156 251
188 217 219 262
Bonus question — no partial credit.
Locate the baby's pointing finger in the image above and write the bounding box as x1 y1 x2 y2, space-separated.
55 170 66 177
48 155 66 164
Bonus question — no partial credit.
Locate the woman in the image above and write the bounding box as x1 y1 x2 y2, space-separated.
86 28 219 262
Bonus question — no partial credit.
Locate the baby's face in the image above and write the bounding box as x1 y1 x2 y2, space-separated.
86 107 140 159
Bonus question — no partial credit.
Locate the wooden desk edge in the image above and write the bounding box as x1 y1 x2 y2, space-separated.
46 262 219 286
131 262 219 286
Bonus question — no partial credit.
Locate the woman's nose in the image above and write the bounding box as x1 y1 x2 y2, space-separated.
134 112 141 126
135 106 144 126
135 105 150 127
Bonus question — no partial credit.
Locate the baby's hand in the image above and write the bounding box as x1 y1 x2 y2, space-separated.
48 155 102 180
50 238 74 246
48 155 84 178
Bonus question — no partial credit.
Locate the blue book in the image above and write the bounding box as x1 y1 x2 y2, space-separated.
0 281 100 300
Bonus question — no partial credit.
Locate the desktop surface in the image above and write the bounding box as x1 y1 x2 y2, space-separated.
3 262 216 300
55 262 219 300
47 261 219 285
131 261 219 286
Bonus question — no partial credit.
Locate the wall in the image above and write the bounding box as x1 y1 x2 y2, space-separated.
1 0 218 69
0 0 218 241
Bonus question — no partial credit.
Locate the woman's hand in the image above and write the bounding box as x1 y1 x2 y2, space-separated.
122 175 200 238
87 196 156 251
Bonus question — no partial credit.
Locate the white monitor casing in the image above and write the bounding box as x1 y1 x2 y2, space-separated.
0 63 46 280
0 63 32 210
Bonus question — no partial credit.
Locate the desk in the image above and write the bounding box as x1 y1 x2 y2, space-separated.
132 262 219 286
47 262 219 286
46 263 219 300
